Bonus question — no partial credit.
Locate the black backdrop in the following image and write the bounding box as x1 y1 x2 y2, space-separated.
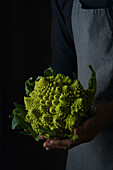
1 1 67 170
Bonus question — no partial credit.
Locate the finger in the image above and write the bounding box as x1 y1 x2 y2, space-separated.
45 145 69 151
45 140 82 150
44 136 86 150
43 137 59 147
74 126 84 136
49 138 74 146
45 138 83 150
39 135 48 140
43 141 50 147
43 139 72 148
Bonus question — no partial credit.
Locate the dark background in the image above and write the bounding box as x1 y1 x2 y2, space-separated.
1 0 67 170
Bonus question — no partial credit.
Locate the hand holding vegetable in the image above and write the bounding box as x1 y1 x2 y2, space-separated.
9 65 97 142
42 102 113 150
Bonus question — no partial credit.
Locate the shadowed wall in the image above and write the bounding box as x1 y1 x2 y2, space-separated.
1 1 67 170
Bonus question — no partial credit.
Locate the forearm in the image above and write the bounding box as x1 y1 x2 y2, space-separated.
97 102 113 128
105 102 113 124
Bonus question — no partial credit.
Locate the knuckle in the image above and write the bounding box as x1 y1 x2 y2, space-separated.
67 143 73 149
68 144 72 148
64 147 68 150
61 140 64 145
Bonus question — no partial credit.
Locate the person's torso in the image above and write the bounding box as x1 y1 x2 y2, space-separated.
66 0 113 169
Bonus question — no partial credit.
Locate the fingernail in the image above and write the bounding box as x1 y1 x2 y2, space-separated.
74 128 81 135
47 139 50 142
40 135 45 139
43 142 46 147
46 147 49 151
74 129 77 134
50 140 54 144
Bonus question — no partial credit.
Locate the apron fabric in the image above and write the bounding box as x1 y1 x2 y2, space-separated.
66 0 113 169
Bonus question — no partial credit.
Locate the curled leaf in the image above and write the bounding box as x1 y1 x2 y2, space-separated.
44 67 56 77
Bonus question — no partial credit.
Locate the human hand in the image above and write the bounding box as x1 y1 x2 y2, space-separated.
41 102 113 150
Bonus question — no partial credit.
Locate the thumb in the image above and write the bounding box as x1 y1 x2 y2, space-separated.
74 114 97 136
74 125 84 136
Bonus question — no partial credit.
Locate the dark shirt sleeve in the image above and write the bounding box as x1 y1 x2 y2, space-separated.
49 0 77 80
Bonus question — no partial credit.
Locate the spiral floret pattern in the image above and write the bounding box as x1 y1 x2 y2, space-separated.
24 74 95 138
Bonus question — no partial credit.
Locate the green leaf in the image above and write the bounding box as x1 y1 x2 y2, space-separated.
39 125 57 137
19 131 32 136
11 107 30 130
72 133 79 141
43 67 56 77
90 106 97 116
16 112 26 120
29 128 37 139
88 65 97 92
9 114 13 119
35 135 40 141
72 72 77 80
12 107 26 116
45 134 50 139
16 115 30 130
10 106 27 130
10 103 41 141
12 116 19 130
36 76 42 81
93 106 97 113
25 77 35 96
13 102 25 110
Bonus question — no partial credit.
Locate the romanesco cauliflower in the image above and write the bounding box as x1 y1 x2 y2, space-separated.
23 65 96 139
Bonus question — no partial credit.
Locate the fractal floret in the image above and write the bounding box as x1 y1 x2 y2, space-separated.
9 65 97 141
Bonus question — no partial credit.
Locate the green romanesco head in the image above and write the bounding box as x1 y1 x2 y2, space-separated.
24 73 95 138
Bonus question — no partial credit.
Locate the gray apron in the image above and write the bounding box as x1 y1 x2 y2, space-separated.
66 0 113 169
